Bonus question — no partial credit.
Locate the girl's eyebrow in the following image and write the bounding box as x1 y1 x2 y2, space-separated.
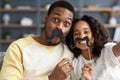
73 30 79 32
83 28 90 30
74 27 90 31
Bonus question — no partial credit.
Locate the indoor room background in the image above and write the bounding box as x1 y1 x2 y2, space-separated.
0 0 120 52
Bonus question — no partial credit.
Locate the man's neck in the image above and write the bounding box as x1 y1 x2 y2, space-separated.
34 32 49 46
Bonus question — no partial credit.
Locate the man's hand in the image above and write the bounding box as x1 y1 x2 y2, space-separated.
49 58 74 80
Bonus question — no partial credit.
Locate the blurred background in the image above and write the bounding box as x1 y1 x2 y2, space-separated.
0 0 120 52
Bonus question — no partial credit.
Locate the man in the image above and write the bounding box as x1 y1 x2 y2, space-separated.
0 1 75 80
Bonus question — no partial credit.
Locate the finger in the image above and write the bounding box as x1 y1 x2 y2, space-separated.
84 64 93 70
82 64 93 73
58 58 70 66
82 64 94 76
82 67 90 75
84 63 93 67
65 70 73 77
61 62 73 71
62 67 73 79
64 63 74 72
60 63 74 77
82 66 89 72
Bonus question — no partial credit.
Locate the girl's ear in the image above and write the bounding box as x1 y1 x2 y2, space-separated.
91 36 94 44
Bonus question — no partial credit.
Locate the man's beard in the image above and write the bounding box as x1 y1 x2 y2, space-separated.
48 29 65 45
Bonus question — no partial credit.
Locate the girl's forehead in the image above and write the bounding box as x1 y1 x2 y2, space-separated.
74 21 90 29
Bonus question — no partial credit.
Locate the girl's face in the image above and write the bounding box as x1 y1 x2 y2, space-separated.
73 20 94 50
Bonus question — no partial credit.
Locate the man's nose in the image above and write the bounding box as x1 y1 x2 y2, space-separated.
56 22 63 30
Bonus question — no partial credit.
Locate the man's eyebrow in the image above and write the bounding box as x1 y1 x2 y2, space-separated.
68 17 73 21
53 12 61 16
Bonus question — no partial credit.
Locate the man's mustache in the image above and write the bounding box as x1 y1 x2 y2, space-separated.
70 36 91 49
48 29 65 44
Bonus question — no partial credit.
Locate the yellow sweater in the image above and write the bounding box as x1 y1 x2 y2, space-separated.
0 35 73 80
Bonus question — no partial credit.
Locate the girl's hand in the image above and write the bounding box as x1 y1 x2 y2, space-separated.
81 63 93 80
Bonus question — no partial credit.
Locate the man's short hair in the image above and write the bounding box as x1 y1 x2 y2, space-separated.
47 1 74 16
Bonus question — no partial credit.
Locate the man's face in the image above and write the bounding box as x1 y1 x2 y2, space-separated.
44 7 73 45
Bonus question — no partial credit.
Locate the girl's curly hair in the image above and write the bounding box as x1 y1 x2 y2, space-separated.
66 15 110 58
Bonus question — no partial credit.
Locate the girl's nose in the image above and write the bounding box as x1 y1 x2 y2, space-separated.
79 33 85 39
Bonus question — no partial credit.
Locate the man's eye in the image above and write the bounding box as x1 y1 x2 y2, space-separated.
53 18 59 23
64 22 70 27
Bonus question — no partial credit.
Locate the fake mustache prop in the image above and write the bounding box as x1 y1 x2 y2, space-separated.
48 29 66 44
70 36 91 49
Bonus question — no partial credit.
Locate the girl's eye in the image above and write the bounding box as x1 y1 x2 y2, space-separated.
74 32 79 36
84 31 89 34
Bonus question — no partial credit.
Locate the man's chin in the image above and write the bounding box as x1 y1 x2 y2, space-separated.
49 41 61 46
48 37 61 45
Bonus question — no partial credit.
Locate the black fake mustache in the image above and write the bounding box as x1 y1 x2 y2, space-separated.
70 36 91 49
48 29 65 44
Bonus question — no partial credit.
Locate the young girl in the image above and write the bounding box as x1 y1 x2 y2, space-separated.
66 15 120 80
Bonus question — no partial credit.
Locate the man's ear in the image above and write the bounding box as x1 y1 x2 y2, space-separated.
44 14 48 22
